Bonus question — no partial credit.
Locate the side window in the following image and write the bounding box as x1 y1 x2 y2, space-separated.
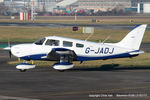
76 43 84 48
45 39 59 46
63 41 73 47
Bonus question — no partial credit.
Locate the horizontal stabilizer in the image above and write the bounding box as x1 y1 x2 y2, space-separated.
129 50 144 55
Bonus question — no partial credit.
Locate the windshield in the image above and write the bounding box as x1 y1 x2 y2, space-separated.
34 38 46 45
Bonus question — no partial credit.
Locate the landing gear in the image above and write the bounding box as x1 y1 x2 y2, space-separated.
53 54 74 71
53 62 74 71
16 62 36 72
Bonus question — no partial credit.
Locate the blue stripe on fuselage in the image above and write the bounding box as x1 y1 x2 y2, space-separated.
77 53 130 61
20 54 48 61
20 50 140 61
77 50 140 61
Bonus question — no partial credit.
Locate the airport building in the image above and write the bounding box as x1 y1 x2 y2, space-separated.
77 0 150 13
55 0 78 14
78 0 132 12
2 0 150 14
3 0 27 13
3 0 57 13
56 0 77 7
126 0 150 13
0 0 4 3
136 0 150 13
34 0 56 12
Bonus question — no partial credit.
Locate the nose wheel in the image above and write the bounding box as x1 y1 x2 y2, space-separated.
16 61 36 72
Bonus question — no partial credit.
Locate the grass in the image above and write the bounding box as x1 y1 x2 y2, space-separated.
8 53 150 69
0 26 150 43
1 16 150 25
0 16 150 43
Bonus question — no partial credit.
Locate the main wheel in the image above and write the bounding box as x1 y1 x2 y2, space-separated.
58 70 65 72
19 69 27 72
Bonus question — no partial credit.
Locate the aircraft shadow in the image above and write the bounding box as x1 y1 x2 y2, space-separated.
68 64 150 72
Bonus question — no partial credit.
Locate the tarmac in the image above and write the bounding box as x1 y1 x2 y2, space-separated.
0 44 150 100
0 22 150 31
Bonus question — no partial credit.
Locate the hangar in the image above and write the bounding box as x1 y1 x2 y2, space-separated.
137 2 150 13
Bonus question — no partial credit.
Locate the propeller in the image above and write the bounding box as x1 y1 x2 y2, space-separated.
8 39 12 59
9 51 12 58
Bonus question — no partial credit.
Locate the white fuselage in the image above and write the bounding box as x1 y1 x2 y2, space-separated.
5 24 147 71
11 36 136 61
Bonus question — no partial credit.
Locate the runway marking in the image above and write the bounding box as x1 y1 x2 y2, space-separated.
0 95 40 100
26 86 150 98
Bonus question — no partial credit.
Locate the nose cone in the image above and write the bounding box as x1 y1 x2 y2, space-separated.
11 45 21 57
11 44 33 57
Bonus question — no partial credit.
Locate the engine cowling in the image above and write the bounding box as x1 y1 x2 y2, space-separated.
53 62 74 71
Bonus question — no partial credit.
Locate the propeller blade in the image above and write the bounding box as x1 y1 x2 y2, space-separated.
9 51 12 58
8 39 12 59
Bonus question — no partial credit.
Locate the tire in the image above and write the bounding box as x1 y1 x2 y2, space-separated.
19 69 27 72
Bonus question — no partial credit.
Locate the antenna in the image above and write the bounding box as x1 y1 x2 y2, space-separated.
102 35 111 44
8 38 11 47
85 33 94 41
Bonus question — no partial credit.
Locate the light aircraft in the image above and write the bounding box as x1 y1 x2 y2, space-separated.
4 24 147 72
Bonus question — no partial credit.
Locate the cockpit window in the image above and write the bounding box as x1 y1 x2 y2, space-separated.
34 38 46 45
45 39 59 46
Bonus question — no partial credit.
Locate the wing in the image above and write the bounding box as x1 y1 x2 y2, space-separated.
47 48 77 62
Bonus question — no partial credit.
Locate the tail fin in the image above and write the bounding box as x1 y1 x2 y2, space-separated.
115 24 147 50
